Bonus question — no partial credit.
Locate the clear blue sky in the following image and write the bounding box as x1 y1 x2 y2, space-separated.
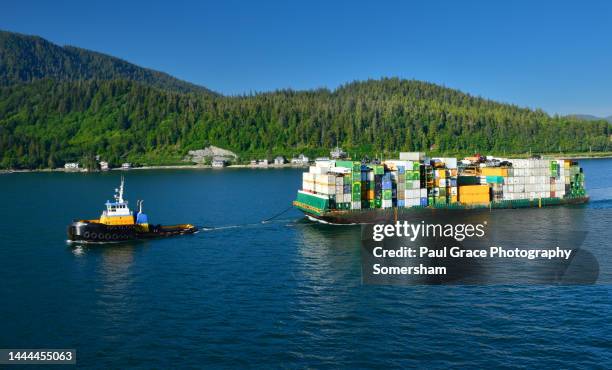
2 0 611 116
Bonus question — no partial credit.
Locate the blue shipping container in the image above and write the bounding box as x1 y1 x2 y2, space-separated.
420 197 428 206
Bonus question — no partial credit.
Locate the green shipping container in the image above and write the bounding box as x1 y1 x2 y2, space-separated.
405 171 420 181
296 192 329 211
335 160 354 169
383 189 392 200
373 165 385 175
352 182 361 193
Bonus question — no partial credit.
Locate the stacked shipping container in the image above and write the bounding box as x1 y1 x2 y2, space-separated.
297 154 586 212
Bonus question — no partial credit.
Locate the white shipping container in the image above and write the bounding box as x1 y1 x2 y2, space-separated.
329 167 351 174
315 159 335 168
310 166 328 175
400 152 425 161
303 183 314 192
315 184 334 195
444 157 458 169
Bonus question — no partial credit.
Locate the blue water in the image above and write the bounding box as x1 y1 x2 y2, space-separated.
0 160 611 368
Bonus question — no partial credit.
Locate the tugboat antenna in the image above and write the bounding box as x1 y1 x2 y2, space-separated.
117 176 125 203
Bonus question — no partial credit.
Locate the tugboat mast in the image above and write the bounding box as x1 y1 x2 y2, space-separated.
115 176 125 203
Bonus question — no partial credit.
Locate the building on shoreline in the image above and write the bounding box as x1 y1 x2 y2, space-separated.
212 158 228 168
291 154 309 165
274 156 286 165
330 146 347 159
64 162 79 170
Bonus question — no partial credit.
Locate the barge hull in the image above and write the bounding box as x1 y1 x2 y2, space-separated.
296 196 590 225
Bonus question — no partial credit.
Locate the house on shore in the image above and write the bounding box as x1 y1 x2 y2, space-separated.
274 156 286 165
64 162 79 170
212 158 227 168
330 146 347 159
290 154 309 165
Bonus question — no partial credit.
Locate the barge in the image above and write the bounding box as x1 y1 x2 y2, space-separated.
293 152 588 224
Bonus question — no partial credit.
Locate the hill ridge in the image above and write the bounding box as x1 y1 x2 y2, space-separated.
0 30 215 95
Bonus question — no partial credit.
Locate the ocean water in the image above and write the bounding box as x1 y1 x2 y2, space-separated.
0 159 611 368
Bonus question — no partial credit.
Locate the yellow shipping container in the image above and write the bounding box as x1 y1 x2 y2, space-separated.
459 194 490 204
436 169 446 179
459 185 490 194
366 190 375 200
480 167 508 176
459 185 490 204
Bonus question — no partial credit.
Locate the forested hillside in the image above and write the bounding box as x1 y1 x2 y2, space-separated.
1 78 610 169
0 30 213 94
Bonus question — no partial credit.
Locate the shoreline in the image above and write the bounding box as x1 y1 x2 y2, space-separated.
2 153 611 174
0 163 309 174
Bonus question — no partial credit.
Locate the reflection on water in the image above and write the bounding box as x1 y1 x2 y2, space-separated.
296 223 360 275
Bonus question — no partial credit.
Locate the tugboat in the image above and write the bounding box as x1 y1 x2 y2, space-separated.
67 177 197 242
